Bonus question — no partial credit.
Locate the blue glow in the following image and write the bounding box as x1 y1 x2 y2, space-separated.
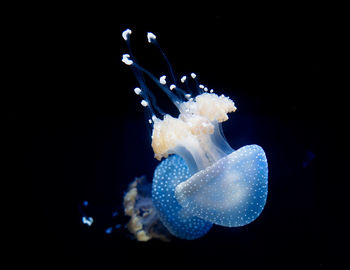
303 150 316 168
105 227 113 234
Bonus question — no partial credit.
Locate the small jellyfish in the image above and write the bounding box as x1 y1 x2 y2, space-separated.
121 29 268 240
123 176 172 241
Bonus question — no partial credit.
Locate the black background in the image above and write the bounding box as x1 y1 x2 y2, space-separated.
14 10 348 269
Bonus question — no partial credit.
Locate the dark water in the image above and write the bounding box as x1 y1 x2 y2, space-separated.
17 18 347 268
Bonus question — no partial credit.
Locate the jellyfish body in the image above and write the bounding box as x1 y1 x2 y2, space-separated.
121 29 268 241
175 144 268 227
152 155 212 239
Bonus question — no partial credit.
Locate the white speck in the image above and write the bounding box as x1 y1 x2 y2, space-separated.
122 29 132 41
185 94 191 99
204 87 208 92
148 119 152 124
199 84 205 89
191 73 197 79
181 76 187 83
170 84 176 90
122 54 133 65
141 100 148 107
159 75 166 85
134 87 141 95
210 89 214 93
147 32 157 43
82 216 94 226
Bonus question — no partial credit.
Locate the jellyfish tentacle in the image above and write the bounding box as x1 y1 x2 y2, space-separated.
146 32 193 100
147 32 177 86
121 30 164 117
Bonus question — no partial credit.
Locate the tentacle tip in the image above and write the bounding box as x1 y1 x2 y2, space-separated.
122 54 133 65
147 32 157 43
141 100 149 107
160 75 167 85
122 29 132 41
134 87 142 95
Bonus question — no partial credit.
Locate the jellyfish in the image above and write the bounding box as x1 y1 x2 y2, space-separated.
121 29 268 241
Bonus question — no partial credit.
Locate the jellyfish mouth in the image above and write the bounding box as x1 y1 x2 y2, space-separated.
174 144 268 227
151 92 236 163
